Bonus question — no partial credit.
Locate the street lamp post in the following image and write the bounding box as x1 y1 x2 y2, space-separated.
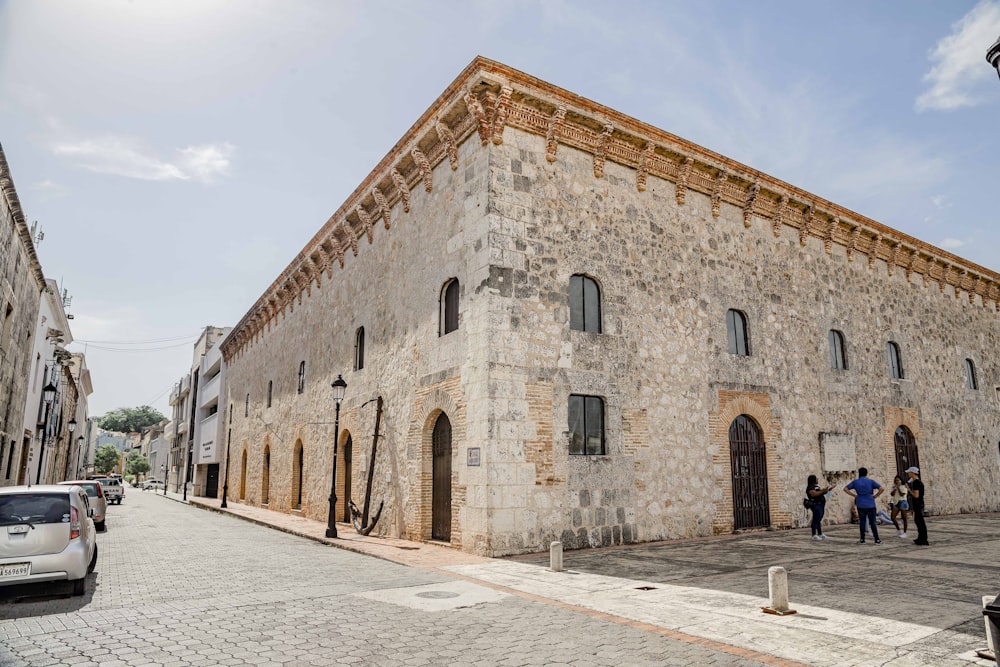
161 464 167 496
76 436 85 479
36 381 58 485
988 35 1000 80
63 418 77 481
221 435 231 509
325 375 347 539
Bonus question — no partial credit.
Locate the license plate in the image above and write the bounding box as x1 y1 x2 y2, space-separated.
0 562 30 578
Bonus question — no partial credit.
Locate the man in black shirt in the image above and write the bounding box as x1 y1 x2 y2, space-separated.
905 466 929 545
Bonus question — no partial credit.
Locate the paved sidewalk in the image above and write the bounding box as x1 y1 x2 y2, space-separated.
163 489 998 667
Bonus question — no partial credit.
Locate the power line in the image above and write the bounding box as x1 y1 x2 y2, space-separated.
75 334 199 345
81 340 197 352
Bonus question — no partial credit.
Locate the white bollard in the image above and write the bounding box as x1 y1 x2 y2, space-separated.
550 541 563 572
762 566 796 615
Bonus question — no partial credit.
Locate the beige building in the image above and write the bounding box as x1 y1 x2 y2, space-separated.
220 58 1000 557
0 143 45 486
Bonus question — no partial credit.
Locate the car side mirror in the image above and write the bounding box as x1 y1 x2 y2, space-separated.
88 508 94 518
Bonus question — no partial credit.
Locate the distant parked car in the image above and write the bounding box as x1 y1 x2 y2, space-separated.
59 480 107 531
0 485 98 596
93 477 124 505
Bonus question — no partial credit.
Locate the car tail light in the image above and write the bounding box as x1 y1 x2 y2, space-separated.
97 485 104 498
70 506 81 540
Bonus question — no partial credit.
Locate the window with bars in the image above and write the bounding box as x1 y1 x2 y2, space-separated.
965 359 978 390
887 342 904 380
726 309 750 356
297 361 306 394
267 380 273 408
568 394 605 456
355 327 365 371
569 274 602 333
829 330 848 370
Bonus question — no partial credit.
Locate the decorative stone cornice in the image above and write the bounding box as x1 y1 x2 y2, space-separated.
0 143 47 290
222 57 1000 361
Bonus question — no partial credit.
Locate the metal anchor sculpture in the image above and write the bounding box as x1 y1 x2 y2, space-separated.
349 395 384 536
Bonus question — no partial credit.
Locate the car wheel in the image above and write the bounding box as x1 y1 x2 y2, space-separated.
88 543 98 573
71 577 86 596
96 520 106 532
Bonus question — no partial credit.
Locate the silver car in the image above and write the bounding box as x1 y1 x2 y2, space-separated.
0 485 98 596
59 480 108 532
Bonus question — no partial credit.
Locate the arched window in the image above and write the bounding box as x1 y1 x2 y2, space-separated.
355 327 365 371
440 279 459 336
965 359 978 390
261 446 271 505
726 309 750 356
569 274 602 333
239 450 247 500
244 393 249 417
267 380 273 407
887 342 904 379
829 330 847 370
297 361 306 394
568 394 605 455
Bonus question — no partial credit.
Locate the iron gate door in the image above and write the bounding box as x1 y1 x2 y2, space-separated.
342 435 352 523
729 415 770 530
432 413 452 541
894 426 920 480
205 464 219 497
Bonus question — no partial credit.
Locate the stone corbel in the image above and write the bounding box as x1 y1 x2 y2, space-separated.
463 88 490 145
356 205 374 244
971 275 982 305
545 105 567 163
435 120 459 171
411 147 433 193
348 230 359 257
637 143 655 192
773 195 787 238
906 251 918 282
847 226 861 262
957 269 968 300
824 217 838 254
743 182 759 228
372 187 392 230
800 204 815 247
676 157 694 206
334 244 346 269
868 233 882 269
888 242 902 277
711 170 728 218
316 245 331 279
593 121 614 178
491 85 512 145
939 262 950 293
391 168 411 213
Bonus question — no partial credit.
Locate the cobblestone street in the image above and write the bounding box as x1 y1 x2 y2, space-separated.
0 491 766 666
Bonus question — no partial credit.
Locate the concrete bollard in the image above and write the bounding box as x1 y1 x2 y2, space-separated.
550 541 563 572
982 595 998 659
762 566 796 615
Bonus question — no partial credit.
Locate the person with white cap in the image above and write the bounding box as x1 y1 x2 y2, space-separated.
905 466 929 545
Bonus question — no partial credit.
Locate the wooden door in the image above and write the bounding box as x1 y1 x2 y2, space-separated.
432 414 452 541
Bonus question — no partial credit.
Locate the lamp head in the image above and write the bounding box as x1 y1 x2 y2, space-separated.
68 418 77 433
989 35 1000 80
330 374 347 404
42 382 57 404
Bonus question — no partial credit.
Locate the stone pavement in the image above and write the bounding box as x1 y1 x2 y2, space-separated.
175 491 998 667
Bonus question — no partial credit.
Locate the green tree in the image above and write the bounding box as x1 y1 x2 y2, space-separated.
97 406 166 433
94 444 120 475
126 451 151 478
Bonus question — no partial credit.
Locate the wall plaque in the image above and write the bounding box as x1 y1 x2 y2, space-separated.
819 432 856 472
467 447 480 467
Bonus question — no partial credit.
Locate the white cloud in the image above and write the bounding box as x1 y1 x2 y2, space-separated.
939 237 965 249
50 135 234 183
31 179 68 199
916 1 1000 112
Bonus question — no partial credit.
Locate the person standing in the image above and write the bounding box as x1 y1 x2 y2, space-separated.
905 466 929 545
805 474 836 540
843 467 884 544
888 475 909 538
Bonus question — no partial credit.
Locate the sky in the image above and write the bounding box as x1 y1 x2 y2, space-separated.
1 0 999 419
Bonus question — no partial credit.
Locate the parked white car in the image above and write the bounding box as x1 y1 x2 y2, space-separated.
59 480 108 531
141 479 164 491
94 477 124 504
0 485 98 596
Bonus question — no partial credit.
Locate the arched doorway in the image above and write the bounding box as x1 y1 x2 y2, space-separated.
893 426 919 480
341 434 352 523
729 415 770 530
239 450 247 500
432 413 452 541
261 446 271 505
292 441 304 510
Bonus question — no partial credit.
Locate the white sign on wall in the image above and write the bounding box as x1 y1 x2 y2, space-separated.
819 432 856 472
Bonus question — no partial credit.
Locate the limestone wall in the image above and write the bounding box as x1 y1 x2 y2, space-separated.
482 125 1000 554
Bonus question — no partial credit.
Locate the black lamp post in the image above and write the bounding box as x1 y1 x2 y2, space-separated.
76 436 85 478
221 434 231 509
325 374 347 538
36 381 58 484
161 464 167 496
988 35 1000 80
63 418 77 481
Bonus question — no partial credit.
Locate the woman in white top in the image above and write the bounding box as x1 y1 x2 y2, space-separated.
888 475 909 538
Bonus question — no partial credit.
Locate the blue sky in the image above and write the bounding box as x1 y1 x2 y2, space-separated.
1 0 999 418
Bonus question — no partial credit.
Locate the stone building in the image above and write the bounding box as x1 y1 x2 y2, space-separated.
0 143 45 486
220 58 1000 557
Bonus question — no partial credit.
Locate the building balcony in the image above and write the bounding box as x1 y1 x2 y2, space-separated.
198 372 221 409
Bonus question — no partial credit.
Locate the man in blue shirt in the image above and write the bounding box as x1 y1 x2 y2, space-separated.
844 467 884 544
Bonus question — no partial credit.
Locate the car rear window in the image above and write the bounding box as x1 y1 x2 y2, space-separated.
0 494 71 525
81 484 99 497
